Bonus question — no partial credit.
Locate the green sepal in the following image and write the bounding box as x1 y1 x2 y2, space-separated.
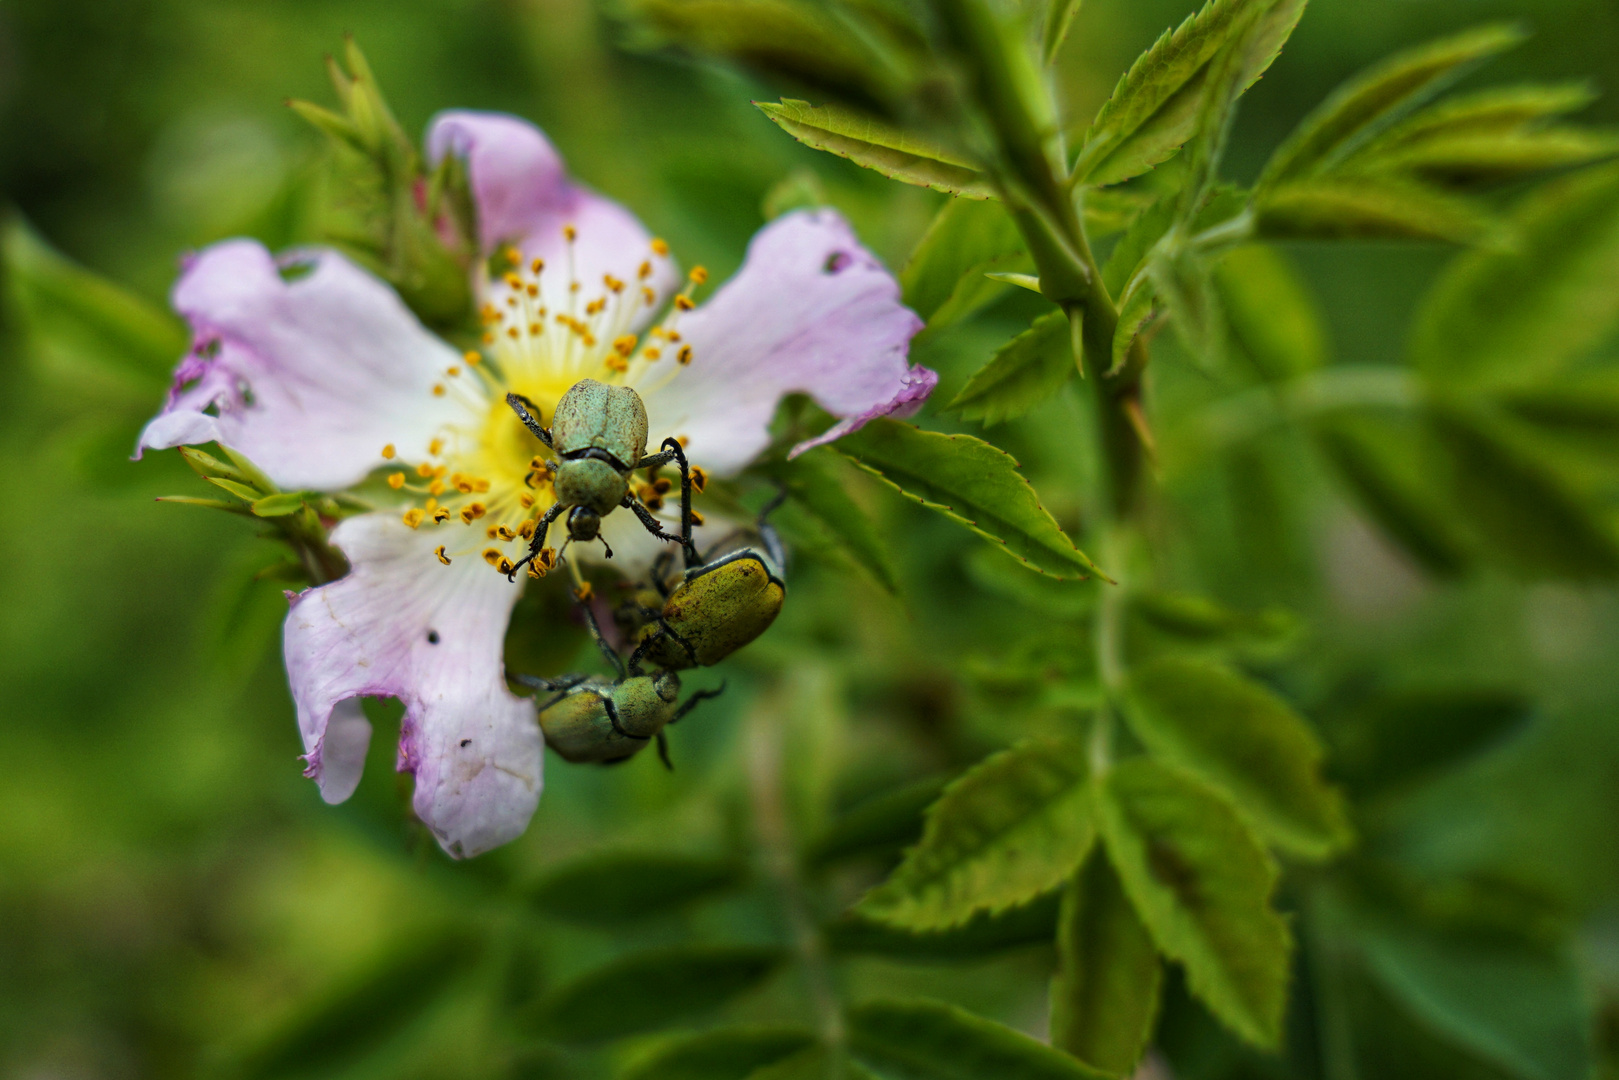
155 495 254 516
206 477 265 503
250 492 310 517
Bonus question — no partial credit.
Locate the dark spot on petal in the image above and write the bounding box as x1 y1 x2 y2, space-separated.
460 738 472 747
427 630 440 644
823 251 852 274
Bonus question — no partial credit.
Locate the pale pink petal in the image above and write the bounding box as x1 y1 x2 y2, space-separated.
638 209 930 475
426 111 679 312
136 240 473 491
285 512 541 858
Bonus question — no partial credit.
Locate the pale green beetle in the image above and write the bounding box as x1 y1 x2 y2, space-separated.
506 379 699 577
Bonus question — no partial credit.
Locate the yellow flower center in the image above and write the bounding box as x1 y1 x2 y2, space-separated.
380 226 709 578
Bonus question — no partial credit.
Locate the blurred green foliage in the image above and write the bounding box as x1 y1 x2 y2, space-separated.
7 0 1619 1078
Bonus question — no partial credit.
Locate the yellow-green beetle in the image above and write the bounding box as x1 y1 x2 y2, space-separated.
513 669 722 766
625 493 788 671
506 380 700 577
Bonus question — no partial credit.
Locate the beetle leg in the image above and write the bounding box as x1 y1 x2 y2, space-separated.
672 681 727 724
576 599 627 680
656 731 673 771
508 502 566 580
757 485 789 573
505 392 554 448
632 440 699 568
621 493 700 566
508 671 591 693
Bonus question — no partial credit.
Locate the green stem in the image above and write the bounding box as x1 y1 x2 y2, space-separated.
746 699 844 1074
1090 526 1129 777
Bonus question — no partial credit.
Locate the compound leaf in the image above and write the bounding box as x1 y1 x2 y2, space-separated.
1073 0 1305 187
757 100 995 198
836 419 1101 579
828 893 1060 960
1259 23 1527 187
1355 127 1619 188
857 738 1094 931
621 1026 818 1080
1051 855 1163 1076
848 999 1111 1080
1097 759 1291 1049
535 946 786 1042
526 851 745 925
947 310 1075 426
807 774 952 870
1124 658 1352 859
1411 161 1619 386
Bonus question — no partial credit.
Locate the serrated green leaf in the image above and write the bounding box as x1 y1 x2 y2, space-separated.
835 419 1102 579
1214 244 1326 381
757 100 995 198
1312 410 1474 577
1110 275 1158 377
1428 406 1619 579
251 492 309 517
1101 195 1175 298
535 946 786 1043
828 893 1060 959
1051 854 1163 1076
947 310 1074 426
901 198 1024 322
1411 162 1619 386
1042 0 1083 66
1258 23 1527 188
233 927 479 1079
1073 0 1305 187
1365 82 1599 147
621 1026 818 1080
847 999 1111 1080
1327 687 1531 797
1255 178 1495 243
765 449 899 594
1357 127 1619 187
1096 759 1291 1049
2 216 186 393
857 738 1094 931
1356 919 1592 1080
206 477 264 503
1124 658 1352 859
1081 189 1157 239
526 851 745 925
807 775 952 870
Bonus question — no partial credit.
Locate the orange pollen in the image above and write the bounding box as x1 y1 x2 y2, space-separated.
403 508 425 529
651 238 669 256
429 438 444 456
496 526 517 541
518 493 536 509
531 257 545 274
483 548 504 566
612 335 638 356
381 443 396 459
416 462 435 478
642 287 656 306
690 510 705 526
689 266 708 285
486 525 500 539
504 273 523 289
526 284 539 298
690 465 708 492
435 546 451 565
675 296 695 311
463 350 482 365
432 384 446 396
644 347 661 361
638 260 652 280
387 473 405 490
432 507 452 523
428 479 445 496
667 331 682 343
447 366 460 377
678 345 693 365
604 274 624 293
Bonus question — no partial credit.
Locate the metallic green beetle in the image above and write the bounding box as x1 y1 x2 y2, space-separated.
624 493 788 672
513 668 721 765
512 603 724 766
506 380 700 577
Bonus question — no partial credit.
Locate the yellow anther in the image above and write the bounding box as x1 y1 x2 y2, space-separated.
463 350 482 366
586 299 606 316
651 238 669 256
642 287 656 306
667 330 682 343
425 498 438 511
506 296 519 307
564 225 578 241
582 333 597 348
416 462 435 478
518 519 536 539
432 384 446 396
531 257 545 274
460 502 488 524
486 524 500 539
403 508 425 529
644 347 661 361
454 475 474 494
518 493 536 509
434 464 449 478
502 245 522 264
529 322 542 335
428 479 445 496
612 334 638 356
435 546 451 565
480 304 498 323
570 281 581 292
689 266 708 285
499 557 515 575
527 561 545 579
690 510 705 526
676 434 690 448
526 283 539 298
690 465 708 492
483 548 504 566
429 438 444 456
675 296 695 311
605 355 628 373
388 472 406 490
447 366 461 377
573 581 594 602
678 345 693 365
496 525 516 541
604 274 624 293
432 507 452 523
529 456 548 471
482 332 495 344
505 273 523 290
653 477 673 494
538 548 558 571
649 327 666 339
507 327 520 339
381 443 396 459
638 260 652 280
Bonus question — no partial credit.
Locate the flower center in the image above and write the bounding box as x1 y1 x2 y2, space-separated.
378 226 707 578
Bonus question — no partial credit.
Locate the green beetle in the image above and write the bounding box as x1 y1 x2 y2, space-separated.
625 493 788 672
506 380 700 577
513 669 722 765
